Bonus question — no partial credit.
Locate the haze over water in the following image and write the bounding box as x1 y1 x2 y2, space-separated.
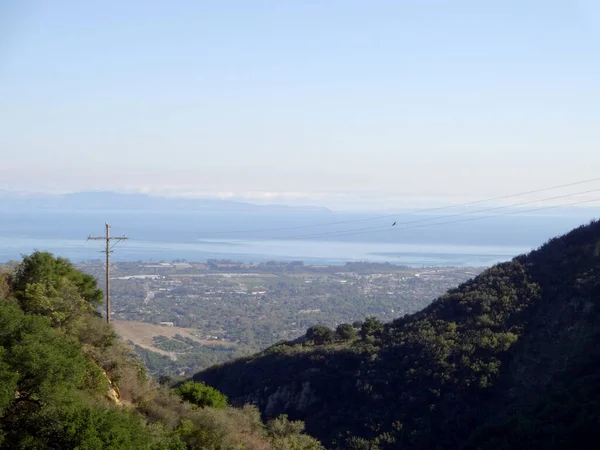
0 208 594 267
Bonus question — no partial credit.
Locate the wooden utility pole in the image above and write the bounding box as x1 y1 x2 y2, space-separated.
88 223 128 323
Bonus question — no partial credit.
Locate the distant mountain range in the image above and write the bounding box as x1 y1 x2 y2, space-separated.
1 190 598 217
0 191 331 213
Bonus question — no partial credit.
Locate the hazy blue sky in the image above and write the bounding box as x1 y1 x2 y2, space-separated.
1 1 599 209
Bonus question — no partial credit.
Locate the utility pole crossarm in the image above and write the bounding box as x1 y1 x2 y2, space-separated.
87 223 129 323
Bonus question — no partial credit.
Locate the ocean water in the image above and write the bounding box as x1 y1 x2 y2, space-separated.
0 209 596 267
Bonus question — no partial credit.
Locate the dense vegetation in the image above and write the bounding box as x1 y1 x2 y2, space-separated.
195 220 600 449
0 252 323 449
175 381 228 409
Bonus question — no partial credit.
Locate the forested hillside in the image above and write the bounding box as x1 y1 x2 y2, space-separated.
195 220 600 449
0 252 323 449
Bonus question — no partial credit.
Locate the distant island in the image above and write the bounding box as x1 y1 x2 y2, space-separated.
0 190 331 213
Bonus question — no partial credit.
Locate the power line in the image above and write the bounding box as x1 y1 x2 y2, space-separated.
81 196 598 259
198 188 600 243
282 187 600 241
87 223 128 323
197 176 600 236
110 239 124 251
286 196 600 241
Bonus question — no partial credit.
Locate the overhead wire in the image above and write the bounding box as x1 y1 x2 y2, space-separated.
284 196 600 241
111 176 600 240
193 187 600 244
197 176 600 235
71 178 600 250
74 195 600 256
280 187 600 241
110 239 124 251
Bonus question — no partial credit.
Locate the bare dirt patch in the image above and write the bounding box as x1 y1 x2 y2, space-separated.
113 320 233 354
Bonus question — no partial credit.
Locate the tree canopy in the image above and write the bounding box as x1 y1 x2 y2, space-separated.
12 251 104 327
175 381 227 409
306 325 335 345
335 323 356 342
0 251 324 449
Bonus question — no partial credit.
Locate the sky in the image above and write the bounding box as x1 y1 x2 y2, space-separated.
1 0 599 210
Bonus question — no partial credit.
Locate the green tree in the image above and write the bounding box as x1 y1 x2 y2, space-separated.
0 295 180 450
266 414 324 450
11 251 103 327
359 317 383 341
175 381 227 409
7 398 158 450
0 271 11 300
0 301 94 403
306 325 335 345
13 251 103 308
267 414 325 450
336 323 357 341
0 301 102 445
2 252 308 450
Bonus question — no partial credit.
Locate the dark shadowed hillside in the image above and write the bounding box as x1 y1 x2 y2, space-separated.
195 220 600 449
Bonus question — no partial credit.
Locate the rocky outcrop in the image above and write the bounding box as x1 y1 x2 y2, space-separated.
102 371 122 406
263 381 318 416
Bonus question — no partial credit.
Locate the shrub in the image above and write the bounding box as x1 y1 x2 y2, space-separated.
175 381 227 409
336 323 357 341
306 325 335 345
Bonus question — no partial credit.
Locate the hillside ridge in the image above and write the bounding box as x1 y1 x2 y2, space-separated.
195 219 600 449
